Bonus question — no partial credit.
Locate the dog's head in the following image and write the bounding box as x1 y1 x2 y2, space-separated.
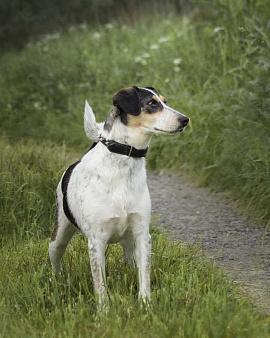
110 86 189 134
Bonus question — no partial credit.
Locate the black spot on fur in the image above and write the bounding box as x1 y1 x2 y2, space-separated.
120 111 128 125
60 141 97 229
62 161 81 229
113 86 141 116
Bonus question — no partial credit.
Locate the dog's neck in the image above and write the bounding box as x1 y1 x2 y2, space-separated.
101 116 152 150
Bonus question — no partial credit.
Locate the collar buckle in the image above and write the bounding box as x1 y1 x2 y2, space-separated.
128 146 133 157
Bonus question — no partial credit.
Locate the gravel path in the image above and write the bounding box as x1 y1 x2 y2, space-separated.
148 172 270 313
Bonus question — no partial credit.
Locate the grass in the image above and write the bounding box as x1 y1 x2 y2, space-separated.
0 2 269 221
0 2 269 334
0 136 270 337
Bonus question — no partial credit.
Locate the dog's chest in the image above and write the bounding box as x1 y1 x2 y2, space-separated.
68 152 150 237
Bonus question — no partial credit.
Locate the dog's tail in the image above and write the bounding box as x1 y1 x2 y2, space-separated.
84 100 103 141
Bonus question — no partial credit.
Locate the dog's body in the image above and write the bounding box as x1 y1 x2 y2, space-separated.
49 86 189 303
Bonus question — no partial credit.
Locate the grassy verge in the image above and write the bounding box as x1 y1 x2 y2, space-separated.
0 2 269 221
0 136 270 337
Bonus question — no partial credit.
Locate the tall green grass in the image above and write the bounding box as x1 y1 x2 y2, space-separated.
0 1 269 221
0 137 78 240
1 137 269 337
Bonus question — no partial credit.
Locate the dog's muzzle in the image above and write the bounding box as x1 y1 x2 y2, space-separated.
179 115 189 128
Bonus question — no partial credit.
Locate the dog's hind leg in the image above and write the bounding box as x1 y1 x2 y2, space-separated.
49 188 78 273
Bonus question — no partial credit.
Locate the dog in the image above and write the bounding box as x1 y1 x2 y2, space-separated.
49 86 189 304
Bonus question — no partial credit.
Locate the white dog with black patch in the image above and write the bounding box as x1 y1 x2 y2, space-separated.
49 86 189 304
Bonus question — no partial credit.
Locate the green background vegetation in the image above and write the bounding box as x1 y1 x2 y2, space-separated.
1 0 269 220
0 0 270 336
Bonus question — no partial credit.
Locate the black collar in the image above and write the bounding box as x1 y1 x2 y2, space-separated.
99 138 148 158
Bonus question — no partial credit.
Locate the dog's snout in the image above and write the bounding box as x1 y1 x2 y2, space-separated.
179 116 189 127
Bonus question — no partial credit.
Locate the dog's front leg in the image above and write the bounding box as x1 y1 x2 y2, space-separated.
135 232 151 302
88 237 108 305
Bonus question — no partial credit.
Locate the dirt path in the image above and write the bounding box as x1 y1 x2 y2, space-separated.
148 172 270 313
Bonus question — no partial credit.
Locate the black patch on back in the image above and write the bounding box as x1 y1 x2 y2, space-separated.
61 142 97 229
61 161 81 229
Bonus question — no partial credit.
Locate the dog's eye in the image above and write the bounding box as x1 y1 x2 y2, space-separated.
148 100 157 106
164 100 167 104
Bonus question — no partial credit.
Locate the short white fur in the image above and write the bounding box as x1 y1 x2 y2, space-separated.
49 88 188 306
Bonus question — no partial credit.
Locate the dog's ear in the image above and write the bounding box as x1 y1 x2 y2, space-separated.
84 100 99 141
113 86 141 116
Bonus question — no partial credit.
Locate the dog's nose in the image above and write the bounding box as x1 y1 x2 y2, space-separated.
179 116 189 127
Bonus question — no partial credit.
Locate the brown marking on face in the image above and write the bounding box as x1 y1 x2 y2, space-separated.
152 95 165 102
127 110 163 128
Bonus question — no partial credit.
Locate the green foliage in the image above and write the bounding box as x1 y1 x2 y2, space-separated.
2 234 270 337
0 136 79 241
0 138 269 336
0 0 187 50
0 0 269 221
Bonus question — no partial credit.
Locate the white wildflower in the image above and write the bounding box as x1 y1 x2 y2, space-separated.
134 56 147 65
150 44 159 50
135 56 142 63
105 23 114 30
79 23 87 30
173 58 182 65
213 26 225 33
69 26 77 32
93 32 102 39
142 52 150 58
43 33 61 43
34 102 42 109
174 66 180 73
158 36 170 43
